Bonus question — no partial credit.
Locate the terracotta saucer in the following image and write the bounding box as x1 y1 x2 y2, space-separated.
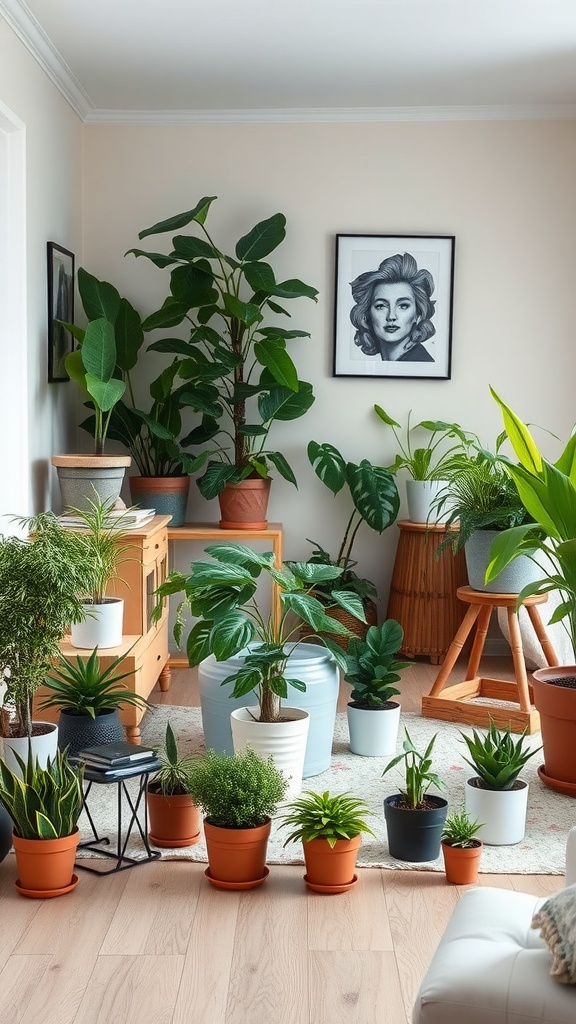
303 873 358 894
537 765 576 797
149 832 201 848
204 866 270 891
15 873 79 899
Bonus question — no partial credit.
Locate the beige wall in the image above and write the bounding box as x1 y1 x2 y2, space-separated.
0 19 83 516
82 119 576 610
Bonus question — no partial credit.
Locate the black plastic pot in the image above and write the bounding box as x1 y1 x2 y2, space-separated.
383 794 448 862
0 804 12 863
57 709 124 757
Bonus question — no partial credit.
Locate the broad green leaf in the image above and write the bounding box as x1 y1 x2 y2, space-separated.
78 267 121 323
64 349 88 393
273 278 319 301
253 340 298 390
141 301 190 331
244 261 276 293
346 461 400 532
374 404 401 429
138 197 217 239
329 591 367 621
114 298 144 371
171 234 219 259
204 543 273 573
186 621 213 666
307 441 346 494
82 318 116 381
170 263 217 308
282 592 332 630
85 375 126 412
490 388 542 474
258 381 315 422
222 293 263 326
125 248 179 269
210 613 255 660
235 213 286 262
197 462 239 500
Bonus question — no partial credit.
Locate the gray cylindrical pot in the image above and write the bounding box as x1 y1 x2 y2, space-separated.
465 530 540 593
51 455 131 512
57 709 125 758
384 794 448 862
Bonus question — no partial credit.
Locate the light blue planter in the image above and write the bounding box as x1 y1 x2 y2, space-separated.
198 643 340 777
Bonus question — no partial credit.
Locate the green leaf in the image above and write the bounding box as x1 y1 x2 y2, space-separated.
81 318 116 382
170 263 217 308
85 375 126 412
266 452 297 486
244 261 276 293
125 248 179 269
114 298 144 371
307 441 346 494
197 462 239 500
253 340 298 390
273 278 319 301
141 301 190 331
373 404 401 429
258 381 315 423
235 213 286 262
138 197 217 239
186 621 213 666
490 388 542 474
222 293 263 326
210 613 255 660
329 591 366 621
78 267 121 323
346 461 400 533
171 235 219 259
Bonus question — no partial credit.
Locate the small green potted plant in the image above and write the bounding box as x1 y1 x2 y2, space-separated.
382 728 447 862
302 441 400 644
440 808 484 884
279 789 374 893
146 722 200 848
37 646 150 756
0 747 85 898
343 620 411 757
460 719 540 846
186 748 288 889
127 196 319 528
373 405 477 523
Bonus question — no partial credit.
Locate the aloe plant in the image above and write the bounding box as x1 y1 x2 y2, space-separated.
0 747 84 839
460 719 540 791
39 646 149 718
440 808 484 848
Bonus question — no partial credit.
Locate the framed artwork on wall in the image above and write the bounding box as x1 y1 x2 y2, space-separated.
333 234 455 380
47 241 75 383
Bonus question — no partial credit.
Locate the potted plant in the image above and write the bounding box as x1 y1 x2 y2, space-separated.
37 646 150 757
127 196 318 529
155 541 363 797
382 728 447 862
440 808 484 884
460 718 541 845
488 389 576 793
373 405 478 523
279 789 374 893
186 748 287 889
0 746 84 897
303 441 400 645
343 620 411 757
147 722 200 848
0 512 100 767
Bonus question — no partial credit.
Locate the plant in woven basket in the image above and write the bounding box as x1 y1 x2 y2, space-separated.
440 808 484 848
151 722 197 797
343 620 411 709
186 748 288 829
279 790 374 848
459 719 541 791
0 747 84 839
39 647 149 719
382 728 444 809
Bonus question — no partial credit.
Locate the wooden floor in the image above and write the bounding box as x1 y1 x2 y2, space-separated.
0 657 560 1024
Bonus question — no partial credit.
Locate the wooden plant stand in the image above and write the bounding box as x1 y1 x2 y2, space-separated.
421 586 559 734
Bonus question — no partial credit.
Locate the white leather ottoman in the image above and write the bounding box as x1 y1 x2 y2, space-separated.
412 827 576 1024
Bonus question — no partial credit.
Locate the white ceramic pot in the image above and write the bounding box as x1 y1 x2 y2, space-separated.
230 706 310 801
464 776 528 845
1 722 59 776
70 598 124 650
406 479 449 524
346 701 401 757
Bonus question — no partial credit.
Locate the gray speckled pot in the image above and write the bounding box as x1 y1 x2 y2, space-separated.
465 530 540 594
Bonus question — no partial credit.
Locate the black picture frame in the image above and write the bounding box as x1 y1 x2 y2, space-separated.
47 241 75 383
333 234 455 380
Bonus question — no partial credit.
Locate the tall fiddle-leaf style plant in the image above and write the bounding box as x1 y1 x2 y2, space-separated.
154 542 365 723
126 196 318 498
488 388 576 651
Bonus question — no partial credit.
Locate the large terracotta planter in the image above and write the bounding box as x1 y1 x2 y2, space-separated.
129 475 190 527
441 840 482 884
12 827 80 897
218 477 271 530
532 666 576 790
51 454 131 512
147 787 201 848
302 834 361 892
203 818 271 889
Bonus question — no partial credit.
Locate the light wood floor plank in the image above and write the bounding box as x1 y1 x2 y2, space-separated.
0 858 41 971
172 881 239 1024
73 954 184 1024
225 867 308 1024
0 955 51 1024
308 868 394 951
309 950 406 1024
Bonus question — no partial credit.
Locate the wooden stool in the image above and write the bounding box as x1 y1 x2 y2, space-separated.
421 586 559 734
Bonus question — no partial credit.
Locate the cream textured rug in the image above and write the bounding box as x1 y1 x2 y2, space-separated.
75 706 573 874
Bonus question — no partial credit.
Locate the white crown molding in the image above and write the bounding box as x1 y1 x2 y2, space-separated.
0 0 92 119
84 103 576 125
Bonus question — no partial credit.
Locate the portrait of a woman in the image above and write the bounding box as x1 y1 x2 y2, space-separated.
349 252 436 362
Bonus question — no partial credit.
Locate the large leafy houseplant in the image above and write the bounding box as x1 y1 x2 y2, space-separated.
126 196 318 499
343 620 410 709
154 541 364 722
0 514 99 738
303 441 400 604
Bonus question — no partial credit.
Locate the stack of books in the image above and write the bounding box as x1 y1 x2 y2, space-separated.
59 508 157 531
77 741 159 779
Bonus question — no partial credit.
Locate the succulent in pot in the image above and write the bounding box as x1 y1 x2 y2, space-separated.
382 729 447 862
279 789 374 892
147 722 200 848
343 620 411 757
440 808 484 884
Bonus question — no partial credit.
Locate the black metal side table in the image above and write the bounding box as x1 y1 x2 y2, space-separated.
76 758 162 875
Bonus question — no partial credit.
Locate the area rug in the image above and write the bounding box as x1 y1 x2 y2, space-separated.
75 706 574 874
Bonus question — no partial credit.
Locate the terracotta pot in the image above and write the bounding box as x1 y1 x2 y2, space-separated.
129 475 190 528
203 818 271 887
532 666 576 787
147 788 201 848
12 827 80 895
441 840 482 884
217 478 271 530
302 834 361 887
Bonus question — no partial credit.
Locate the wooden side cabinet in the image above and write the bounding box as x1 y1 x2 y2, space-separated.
35 515 172 743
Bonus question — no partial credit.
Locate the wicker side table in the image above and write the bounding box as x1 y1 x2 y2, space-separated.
385 521 468 664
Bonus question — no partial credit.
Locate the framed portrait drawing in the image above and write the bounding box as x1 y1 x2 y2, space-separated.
333 234 455 380
47 241 75 383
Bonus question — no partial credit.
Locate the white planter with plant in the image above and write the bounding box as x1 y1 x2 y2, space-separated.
461 719 540 845
230 706 309 800
344 620 410 757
